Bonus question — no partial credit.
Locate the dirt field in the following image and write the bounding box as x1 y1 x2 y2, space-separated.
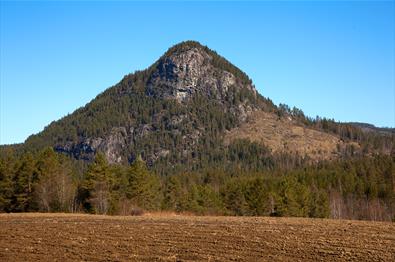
0 213 394 261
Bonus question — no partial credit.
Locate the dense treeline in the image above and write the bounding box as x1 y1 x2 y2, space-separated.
1 147 393 221
0 148 161 214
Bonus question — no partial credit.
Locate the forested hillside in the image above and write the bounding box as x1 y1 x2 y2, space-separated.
0 41 394 220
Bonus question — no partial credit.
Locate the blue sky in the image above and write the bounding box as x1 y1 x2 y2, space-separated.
1 1 394 145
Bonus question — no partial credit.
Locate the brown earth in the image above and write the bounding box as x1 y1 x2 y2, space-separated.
225 111 357 161
0 213 394 261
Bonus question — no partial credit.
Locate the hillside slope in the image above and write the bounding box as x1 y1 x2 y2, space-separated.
16 41 393 172
224 111 355 161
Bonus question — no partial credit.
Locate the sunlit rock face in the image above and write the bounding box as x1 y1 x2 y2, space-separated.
146 46 256 103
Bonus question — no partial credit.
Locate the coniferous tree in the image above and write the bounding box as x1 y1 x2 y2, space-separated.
0 152 15 212
221 180 248 216
126 155 161 210
35 148 60 211
245 177 270 216
309 189 330 218
12 153 37 211
163 175 183 211
35 148 76 212
81 152 114 214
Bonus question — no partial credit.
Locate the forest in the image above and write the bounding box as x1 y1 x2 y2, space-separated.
1 145 393 221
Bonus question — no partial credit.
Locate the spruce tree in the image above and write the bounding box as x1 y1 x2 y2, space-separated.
82 152 114 214
126 155 161 210
0 152 15 212
13 153 37 211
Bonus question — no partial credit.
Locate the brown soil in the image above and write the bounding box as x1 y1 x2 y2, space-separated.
0 213 394 261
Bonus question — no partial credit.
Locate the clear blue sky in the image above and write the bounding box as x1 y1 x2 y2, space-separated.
1 1 394 145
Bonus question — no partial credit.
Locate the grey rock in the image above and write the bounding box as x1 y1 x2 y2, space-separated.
147 46 257 103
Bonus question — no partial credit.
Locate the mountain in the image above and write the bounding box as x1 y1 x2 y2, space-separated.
17 41 394 173
1 41 394 219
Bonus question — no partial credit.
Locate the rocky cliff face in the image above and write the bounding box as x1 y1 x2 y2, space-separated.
146 46 256 103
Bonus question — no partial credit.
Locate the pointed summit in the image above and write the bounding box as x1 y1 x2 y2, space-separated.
146 41 256 102
162 40 207 56
160 41 252 86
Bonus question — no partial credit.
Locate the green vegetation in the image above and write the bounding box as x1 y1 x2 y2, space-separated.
10 41 392 172
15 41 277 170
1 147 393 221
0 41 393 221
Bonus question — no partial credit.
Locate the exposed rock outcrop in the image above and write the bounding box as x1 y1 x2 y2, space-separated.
147 46 256 103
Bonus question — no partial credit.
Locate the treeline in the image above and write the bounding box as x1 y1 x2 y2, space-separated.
0 148 160 214
1 147 393 221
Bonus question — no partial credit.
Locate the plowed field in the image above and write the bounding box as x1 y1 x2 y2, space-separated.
0 213 394 261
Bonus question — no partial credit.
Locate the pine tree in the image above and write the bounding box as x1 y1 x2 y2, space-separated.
163 175 183 211
245 177 270 216
0 152 15 212
222 180 248 216
309 189 330 218
35 148 76 212
82 152 114 214
276 178 300 217
126 155 161 210
13 153 37 211
35 148 60 211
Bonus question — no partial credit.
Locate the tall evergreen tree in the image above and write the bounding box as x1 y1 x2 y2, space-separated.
126 155 161 210
34 148 76 212
0 151 15 212
12 153 37 211
81 152 114 214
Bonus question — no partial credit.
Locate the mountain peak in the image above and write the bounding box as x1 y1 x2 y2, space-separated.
162 40 207 56
161 41 252 84
146 41 256 102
